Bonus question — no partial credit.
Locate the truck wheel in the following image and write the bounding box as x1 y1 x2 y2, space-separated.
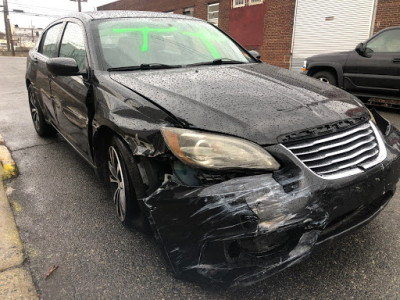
313 71 338 86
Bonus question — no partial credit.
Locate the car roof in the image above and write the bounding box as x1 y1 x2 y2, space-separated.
64 10 201 23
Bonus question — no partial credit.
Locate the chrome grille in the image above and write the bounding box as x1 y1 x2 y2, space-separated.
285 121 387 179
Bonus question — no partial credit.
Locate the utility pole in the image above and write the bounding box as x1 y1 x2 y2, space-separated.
30 20 34 42
2 0 14 55
70 0 85 12
2 0 10 51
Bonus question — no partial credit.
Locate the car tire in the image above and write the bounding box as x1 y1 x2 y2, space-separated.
28 84 55 137
107 136 150 232
313 71 338 86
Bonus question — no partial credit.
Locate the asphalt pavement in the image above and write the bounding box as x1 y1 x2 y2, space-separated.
1 56 400 299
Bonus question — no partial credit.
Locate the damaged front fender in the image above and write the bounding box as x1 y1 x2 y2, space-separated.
92 82 182 159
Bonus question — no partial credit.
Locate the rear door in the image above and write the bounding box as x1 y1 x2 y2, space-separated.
50 21 92 158
34 22 64 124
343 28 400 96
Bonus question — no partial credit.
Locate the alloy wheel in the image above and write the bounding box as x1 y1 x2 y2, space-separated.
108 146 127 221
28 88 40 131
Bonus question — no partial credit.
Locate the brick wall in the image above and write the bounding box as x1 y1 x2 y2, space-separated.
98 0 231 34
229 4 267 48
98 0 196 12
374 0 400 33
260 0 296 69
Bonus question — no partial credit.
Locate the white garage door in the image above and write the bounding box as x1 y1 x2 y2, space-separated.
290 0 376 72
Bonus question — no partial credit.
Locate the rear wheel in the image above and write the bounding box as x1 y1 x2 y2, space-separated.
313 70 338 86
107 136 150 232
28 84 55 137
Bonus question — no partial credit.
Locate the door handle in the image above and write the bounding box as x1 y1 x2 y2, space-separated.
393 58 400 63
32 57 39 64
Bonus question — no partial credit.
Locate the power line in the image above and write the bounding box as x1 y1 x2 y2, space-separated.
7 0 95 13
1 9 61 17
11 10 60 17
6 1 75 13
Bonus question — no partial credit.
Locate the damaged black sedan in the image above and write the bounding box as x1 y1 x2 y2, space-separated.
25 11 400 286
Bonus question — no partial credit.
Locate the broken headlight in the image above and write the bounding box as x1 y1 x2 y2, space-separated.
161 127 280 171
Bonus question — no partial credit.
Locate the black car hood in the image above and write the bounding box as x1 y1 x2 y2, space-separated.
110 63 369 145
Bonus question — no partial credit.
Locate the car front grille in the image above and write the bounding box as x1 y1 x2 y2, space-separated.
284 121 387 179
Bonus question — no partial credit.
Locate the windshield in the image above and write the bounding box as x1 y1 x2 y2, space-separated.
93 18 255 70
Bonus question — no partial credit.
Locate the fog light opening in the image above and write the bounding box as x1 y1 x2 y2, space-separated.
225 241 241 262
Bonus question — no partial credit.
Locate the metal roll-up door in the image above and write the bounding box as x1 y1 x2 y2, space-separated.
290 0 377 72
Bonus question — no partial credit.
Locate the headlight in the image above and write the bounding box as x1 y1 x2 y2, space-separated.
161 127 280 171
368 109 376 124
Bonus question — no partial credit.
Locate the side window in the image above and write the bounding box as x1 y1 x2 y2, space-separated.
40 23 63 58
366 29 400 53
59 22 87 70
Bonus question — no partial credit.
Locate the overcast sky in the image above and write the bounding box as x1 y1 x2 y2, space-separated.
0 0 116 32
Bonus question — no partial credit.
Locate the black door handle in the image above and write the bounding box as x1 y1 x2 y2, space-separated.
32 57 39 64
393 58 400 63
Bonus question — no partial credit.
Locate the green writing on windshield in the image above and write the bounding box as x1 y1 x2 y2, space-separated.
112 26 221 58
182 31 221 59
113 26 177 52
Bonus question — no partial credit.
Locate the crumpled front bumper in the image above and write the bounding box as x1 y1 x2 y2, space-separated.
142 116 400 287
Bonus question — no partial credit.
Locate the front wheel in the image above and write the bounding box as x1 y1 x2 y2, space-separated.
107 136 150 232
313 71 338 86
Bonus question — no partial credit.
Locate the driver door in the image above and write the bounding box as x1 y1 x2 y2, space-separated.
50 21 92 159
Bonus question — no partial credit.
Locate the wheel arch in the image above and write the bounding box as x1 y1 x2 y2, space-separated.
92 122 166 212
26 79 46 114
91 120 165 167
307 62 344 88
92 123 126 169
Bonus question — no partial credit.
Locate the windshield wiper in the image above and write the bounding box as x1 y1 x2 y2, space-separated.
107 63 182 72
186 58 247 67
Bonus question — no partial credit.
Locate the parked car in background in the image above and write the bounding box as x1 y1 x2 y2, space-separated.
25 11 400 287
303 26 400 103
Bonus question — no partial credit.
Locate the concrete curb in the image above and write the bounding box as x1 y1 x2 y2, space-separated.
0 137 38 299
0 134 17 180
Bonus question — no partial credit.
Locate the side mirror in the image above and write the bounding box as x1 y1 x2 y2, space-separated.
46 57 81 76
249 50 261 60
355 42 366 56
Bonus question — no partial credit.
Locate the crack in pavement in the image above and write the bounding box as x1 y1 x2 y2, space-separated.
0 91 27 96
12 141 65 152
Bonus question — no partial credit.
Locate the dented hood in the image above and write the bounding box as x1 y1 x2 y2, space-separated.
110 63 369 145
